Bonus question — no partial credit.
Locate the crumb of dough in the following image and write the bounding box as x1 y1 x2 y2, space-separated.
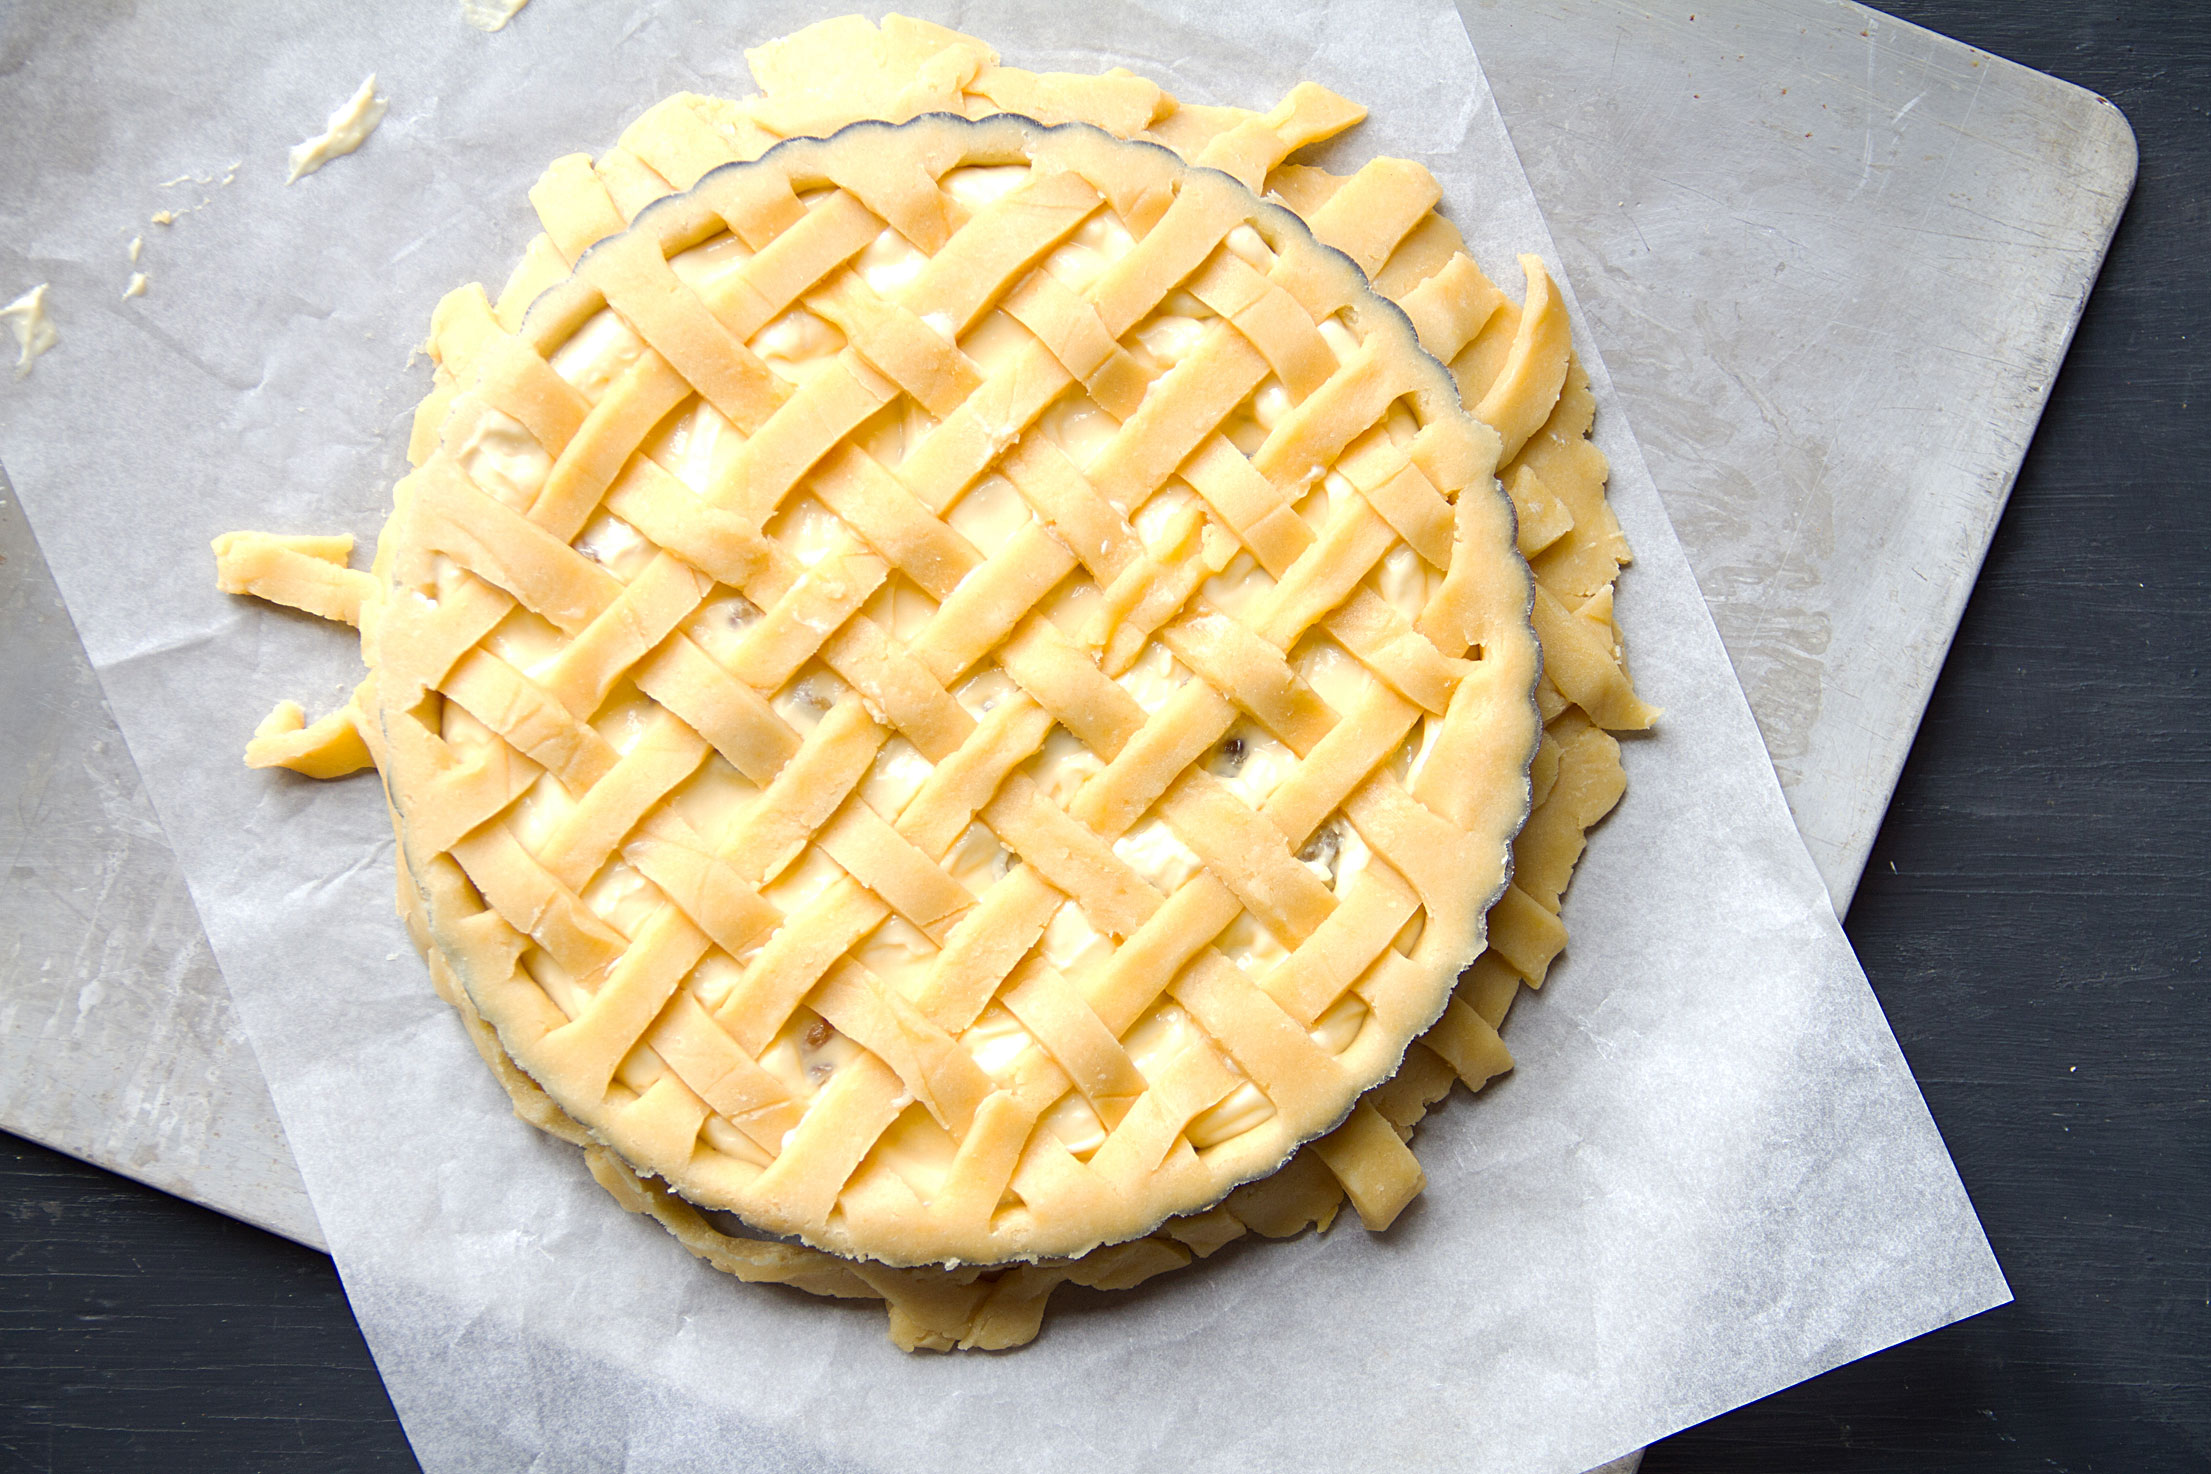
460 0 529 31
123 273 148 300
286 75 389 183
2 283 57 376
128 235 143 263
151 210 175 225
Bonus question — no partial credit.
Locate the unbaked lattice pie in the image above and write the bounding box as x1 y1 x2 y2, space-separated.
218 15 1653 1348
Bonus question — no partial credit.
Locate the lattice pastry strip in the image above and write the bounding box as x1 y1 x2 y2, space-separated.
222 17 1655 1347
337 114 1539 1267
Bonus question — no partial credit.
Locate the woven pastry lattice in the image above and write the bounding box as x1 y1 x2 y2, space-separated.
362 115 1538 1266
217 18 1659 1344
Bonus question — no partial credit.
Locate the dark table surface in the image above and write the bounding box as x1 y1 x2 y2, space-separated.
4 2 2206 1471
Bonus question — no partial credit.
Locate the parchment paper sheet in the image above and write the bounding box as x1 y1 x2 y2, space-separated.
0 2 2008 1469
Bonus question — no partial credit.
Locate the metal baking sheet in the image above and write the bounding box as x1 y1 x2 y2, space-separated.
0 0 2127 1268
0 475 322 1246
1465 0 2134 908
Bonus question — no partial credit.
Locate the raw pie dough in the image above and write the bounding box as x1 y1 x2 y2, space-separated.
218 15 1655 1349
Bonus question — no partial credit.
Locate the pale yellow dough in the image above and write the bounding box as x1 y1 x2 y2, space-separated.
285 75 388 184
218 14 1653 1351
3 282 57 376
379 111 1538 1268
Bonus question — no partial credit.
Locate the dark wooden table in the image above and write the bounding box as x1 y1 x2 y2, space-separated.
3 3 2204 1470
